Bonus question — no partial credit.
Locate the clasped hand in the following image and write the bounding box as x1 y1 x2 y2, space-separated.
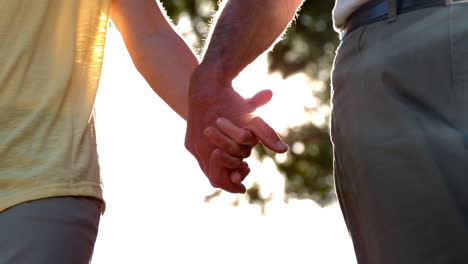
185 67 288 193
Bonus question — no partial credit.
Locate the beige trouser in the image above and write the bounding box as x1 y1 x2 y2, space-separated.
331 3 468 264
0 197 101 264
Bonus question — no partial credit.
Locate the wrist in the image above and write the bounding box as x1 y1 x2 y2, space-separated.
196 57 239 84
188 62 233 99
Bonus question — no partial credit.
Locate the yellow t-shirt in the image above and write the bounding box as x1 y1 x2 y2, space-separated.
0 0 110 213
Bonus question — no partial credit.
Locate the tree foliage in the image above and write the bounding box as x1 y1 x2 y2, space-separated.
160 0 339 206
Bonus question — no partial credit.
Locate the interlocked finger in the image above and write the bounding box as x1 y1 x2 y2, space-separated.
203 126 252 158
209 149 246 193
246 116 288 153
230 162 250 183
216 118 258 147
216 149 243 169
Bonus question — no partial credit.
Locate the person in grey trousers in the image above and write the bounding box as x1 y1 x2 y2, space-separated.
330 0 468 262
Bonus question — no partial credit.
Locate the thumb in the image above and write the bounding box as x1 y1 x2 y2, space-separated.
247 89 273 110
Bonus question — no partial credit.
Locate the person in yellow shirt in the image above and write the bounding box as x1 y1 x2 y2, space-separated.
0 0 293 263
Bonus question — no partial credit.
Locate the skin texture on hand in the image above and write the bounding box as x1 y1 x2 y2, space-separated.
185 66 287 193
204 117 259 162
206 117 259 183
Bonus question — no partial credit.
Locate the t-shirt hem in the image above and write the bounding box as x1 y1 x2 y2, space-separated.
0 183 106 215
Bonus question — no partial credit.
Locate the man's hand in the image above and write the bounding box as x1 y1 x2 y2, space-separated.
185 66 288 193
184 0 302 193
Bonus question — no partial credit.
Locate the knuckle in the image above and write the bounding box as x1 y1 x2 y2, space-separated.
202 127 212 137
251 116 262 123
228 145 240 155
212 148 222 159
218 152 240 168
226 157 242 168
239 130 252 143
220 141 237 154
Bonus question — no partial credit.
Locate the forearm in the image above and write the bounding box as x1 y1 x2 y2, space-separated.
200 0 303 84
124 29 199 120
110 0 199 120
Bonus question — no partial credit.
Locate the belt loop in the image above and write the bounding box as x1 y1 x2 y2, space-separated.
387 0 398 22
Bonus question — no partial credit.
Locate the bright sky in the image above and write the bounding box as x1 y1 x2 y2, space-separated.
92 26 356 264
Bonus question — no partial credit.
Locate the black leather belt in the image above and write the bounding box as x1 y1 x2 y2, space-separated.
341 0 468 39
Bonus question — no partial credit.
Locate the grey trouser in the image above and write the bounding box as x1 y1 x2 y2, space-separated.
0 197 101 264
331 4 468 264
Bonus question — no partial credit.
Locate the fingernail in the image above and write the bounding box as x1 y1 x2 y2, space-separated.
232 173 241 183
277 141 288 151
216 118 225 126
234 176 241 183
